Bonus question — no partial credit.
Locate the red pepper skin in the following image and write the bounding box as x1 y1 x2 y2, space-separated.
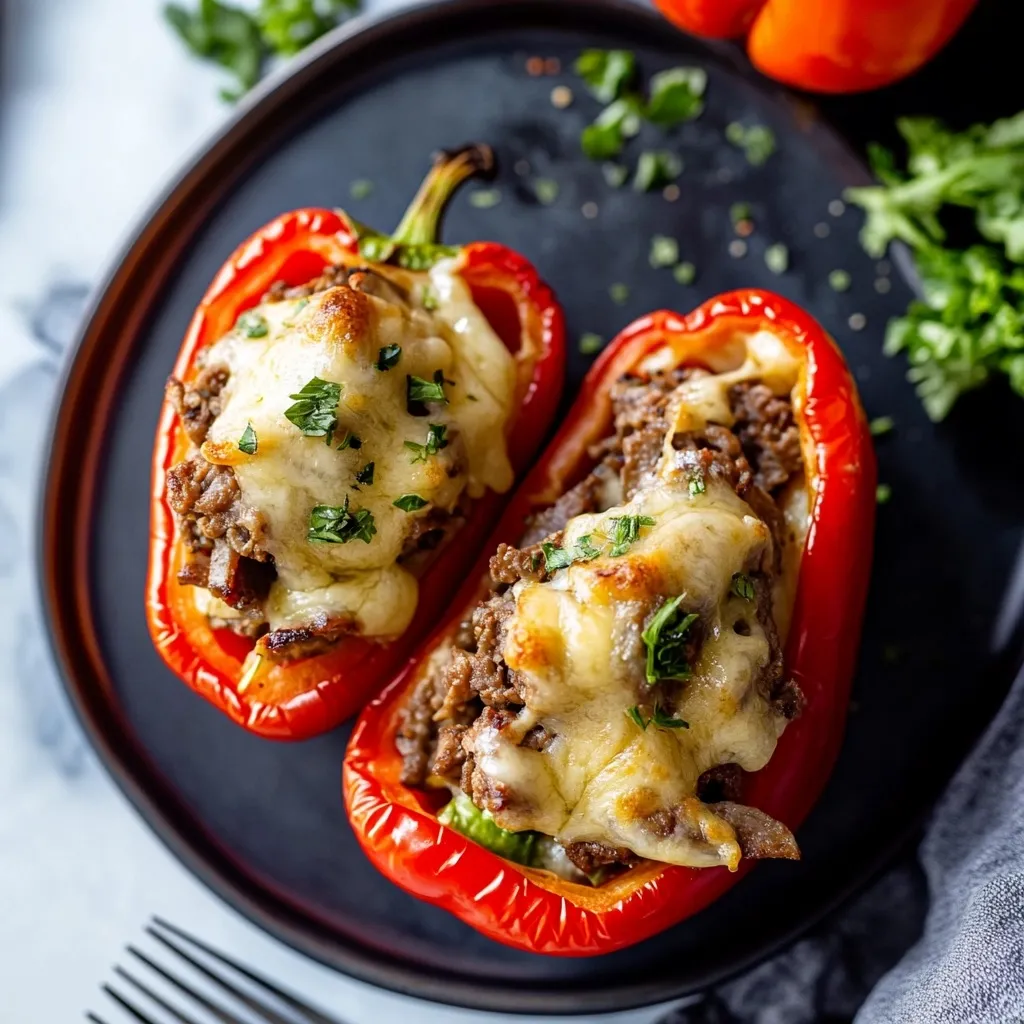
146 210 565 740
343 290 875 956
655 0 977 94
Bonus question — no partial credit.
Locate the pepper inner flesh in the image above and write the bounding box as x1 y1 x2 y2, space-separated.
397 329 810 884
164 259 516 665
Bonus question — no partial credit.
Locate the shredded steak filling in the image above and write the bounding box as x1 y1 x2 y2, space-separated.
163 267 454 656
400 367 806 880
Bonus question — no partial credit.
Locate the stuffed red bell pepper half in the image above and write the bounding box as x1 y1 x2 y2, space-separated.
344 290 875 955
147 145 565 739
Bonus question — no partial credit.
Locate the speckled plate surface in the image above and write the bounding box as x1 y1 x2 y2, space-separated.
40 0 1024 1013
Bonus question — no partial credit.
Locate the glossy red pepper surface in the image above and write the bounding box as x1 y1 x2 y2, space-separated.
146 149 565 740
343 290 876 955
655 0 977 93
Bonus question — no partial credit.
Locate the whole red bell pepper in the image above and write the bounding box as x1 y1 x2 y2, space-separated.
147 145 565 740
343 289 875 956
655 0 977 94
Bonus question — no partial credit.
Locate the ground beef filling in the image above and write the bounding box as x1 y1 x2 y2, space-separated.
399 368 805 879
164 267 456 657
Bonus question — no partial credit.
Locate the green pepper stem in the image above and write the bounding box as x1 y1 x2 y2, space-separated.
391 144 495 247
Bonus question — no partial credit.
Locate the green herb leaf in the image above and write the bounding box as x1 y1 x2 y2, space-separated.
869 415 895 436
730 572 755 600
336 431 361 451
609 282 630 305
876 483 893 504
730 201 752 226
407 373 448 406
308 497 376 544
438 791 538 866
574 49 636 103
688 471 706 497
649 234 680 269
674 261 696 285
541 542 574 572
573 534 602 561
652 704 689 729
405 423 449 463
236 309 269 337
726 122 776 165
469 188 501 209
355 461 375 485
765 243 789 275
257 0 358 57
642 596 699 684
609 514 656 557
645 67 706 126
579 332 604 355
581 96 643 160
284 377 341 439
634 151 683 192
394 493 429 512
349 178 373 200
828 269 852 292
238 422 258 455
376 344 402 371
534 178 560 205
626 705 649 731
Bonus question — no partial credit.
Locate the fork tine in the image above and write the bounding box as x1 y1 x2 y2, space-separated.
114 965 205 1024
126 946 249 1024
150 919 344 1024
144 930 297 1024
101 984 161 1024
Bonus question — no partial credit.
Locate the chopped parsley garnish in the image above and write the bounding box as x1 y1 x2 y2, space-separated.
828 269 851 292
609 514 655 557
674 261 696 285
376 344 401 371
876 483 893 505
541 542 573 571
645 67 706 127
726 122 776 165
421 286 439 312
602 162 629 188
731 572 755 600
394 493 429 512
405 423 448 463
574 534 602 561
730 201 752 225
355 461 375 485
407 371 448 407
869 415 895 436
649 235 680 269
238 422 257 455
626 703 690 731
308 497 376 545
574 49 636 103
469 188 501 209
765 243 789 275
336 431 361 451
236 309 269 337
688 471 706 497
651 705 689 729
579 332 604 355
609 282 630 305
633 150 683 193
284 376 341 442
534 178 560 205
581 96 643 160
349 179 373 200
642 596 699 684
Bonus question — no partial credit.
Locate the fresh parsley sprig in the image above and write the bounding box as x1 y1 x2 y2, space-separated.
609 514 655 557
405 423 448 463
642 596 699 685
284 377 342 443
308 497 375 544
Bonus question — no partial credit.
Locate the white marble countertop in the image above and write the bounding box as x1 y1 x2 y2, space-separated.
0 1 666 1020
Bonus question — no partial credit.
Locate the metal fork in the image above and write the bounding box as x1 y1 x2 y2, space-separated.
88 917 351 1024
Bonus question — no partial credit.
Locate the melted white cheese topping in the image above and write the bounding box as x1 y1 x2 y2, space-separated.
465 329 806 870
199 261 516 639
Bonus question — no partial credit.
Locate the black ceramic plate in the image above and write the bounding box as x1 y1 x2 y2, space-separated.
41 0 1024 1014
